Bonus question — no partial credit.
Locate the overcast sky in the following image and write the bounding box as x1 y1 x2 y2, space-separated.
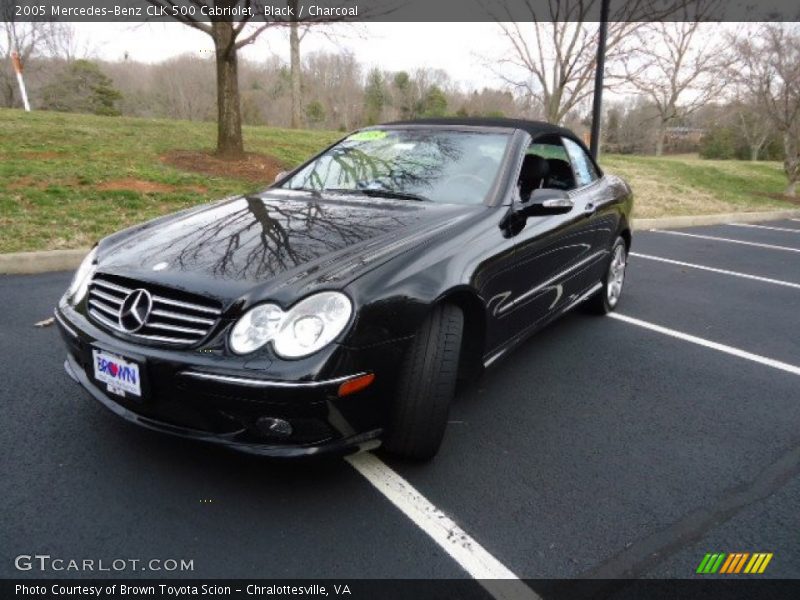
73 22 511 89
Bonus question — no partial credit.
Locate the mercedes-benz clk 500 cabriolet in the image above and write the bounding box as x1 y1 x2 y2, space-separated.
55 118 633 460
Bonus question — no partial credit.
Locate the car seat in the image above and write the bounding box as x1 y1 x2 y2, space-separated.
518 154 550 201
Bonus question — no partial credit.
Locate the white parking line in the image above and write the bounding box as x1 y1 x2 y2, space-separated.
630 252 800 290
609 313 800 377
650 230 800 253
346 452 541 600
728 223 800 233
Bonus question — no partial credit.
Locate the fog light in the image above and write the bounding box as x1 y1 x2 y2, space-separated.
256 417 293 438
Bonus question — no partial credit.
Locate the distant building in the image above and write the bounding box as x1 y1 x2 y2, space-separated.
665 127 706 149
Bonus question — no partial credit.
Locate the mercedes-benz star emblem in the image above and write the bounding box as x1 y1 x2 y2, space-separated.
118 289 153 333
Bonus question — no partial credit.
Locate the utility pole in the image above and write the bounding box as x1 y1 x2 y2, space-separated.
11 51 31 112
589 0 610 159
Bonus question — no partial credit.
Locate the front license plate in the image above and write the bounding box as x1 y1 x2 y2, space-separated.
92 349 141 398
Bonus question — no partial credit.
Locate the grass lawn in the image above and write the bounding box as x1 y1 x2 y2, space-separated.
1 108 797 253
602 153 796 218
0 109 339 253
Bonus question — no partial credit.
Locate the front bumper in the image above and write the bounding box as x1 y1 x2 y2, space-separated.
55 305 394 458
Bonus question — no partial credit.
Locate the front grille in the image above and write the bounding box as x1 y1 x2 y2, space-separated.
87 274 223 347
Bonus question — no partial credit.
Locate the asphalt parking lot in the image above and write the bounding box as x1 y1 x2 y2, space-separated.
1 219 799 590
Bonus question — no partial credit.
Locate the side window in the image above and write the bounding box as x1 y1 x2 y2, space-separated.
518 139 576 194
562 138 599 188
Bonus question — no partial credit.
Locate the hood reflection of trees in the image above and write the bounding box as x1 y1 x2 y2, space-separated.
134 197 411 280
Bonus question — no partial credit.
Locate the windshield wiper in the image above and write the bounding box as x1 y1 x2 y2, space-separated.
327 188 431 202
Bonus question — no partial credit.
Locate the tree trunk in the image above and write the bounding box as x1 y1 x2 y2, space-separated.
783 131 799 197
655 122 666 156
212 21 244 158
289 18 302 129
544 90 561 124
750 145 759 162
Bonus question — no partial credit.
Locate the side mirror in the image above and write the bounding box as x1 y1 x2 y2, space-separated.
519 188 573 217
273 170 289 184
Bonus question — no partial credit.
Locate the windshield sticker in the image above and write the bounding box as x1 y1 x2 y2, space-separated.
348 130 388 142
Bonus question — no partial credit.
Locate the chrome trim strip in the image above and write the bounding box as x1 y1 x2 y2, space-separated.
483 348 505 369
133 333 199 345
88 276 221 346
93 279 132 294
151 295 222 315
180 370 369 389
484 281 605 369
90 288 124 305
136 333 199 344
151 308 215 326
54 310 78 338
88 299 119 318
146 321 207 336
87 309 129 335
498 250 606 314
88 309 198 345
562 282 603 312
94 277 221 315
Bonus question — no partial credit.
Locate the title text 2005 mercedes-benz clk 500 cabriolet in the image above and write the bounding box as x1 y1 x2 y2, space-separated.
55 118 633 460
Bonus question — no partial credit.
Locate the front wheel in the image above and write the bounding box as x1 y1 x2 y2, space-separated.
383 304 464 461
585 236 628 314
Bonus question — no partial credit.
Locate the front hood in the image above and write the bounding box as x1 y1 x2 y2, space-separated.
96 190 476 305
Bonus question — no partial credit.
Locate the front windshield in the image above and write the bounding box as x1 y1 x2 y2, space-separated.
282 128 512 205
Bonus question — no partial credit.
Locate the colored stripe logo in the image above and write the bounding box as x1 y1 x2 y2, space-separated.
696 552 773 574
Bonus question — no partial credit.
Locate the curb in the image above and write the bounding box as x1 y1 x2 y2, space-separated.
0 248 91 275
632 208 800 231
2 208 799 276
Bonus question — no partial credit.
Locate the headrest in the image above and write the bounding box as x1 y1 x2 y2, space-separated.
519 154 550 197
546 158 573 178
521 154 550 181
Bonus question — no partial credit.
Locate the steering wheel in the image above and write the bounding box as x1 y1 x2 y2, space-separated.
443 173 488 188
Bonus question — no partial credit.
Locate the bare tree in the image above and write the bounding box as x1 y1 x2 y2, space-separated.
150 54 217 121
619 2 730 155
43 23 90 63
303 51 362 129
487 0 673 125
282 1 373 129
732 24 800 195
0 2 52 107
145 0 278 157
288 5 303 128
730 95 773 162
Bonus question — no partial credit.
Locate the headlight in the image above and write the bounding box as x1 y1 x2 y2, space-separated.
66 247 97 304
229 303 283 355
273 292 352 358
229 292 352 358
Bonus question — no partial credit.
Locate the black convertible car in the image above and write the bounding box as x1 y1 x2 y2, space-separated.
55 118 632 460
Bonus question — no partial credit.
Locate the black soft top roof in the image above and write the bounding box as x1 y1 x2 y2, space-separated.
382 117 580 143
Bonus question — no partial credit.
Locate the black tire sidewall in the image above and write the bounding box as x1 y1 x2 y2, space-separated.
383 304 464 460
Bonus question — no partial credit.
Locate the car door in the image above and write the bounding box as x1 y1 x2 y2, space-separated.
561 136 618 257
497 137 606 341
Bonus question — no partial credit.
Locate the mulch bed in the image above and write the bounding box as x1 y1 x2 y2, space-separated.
161 150 285 184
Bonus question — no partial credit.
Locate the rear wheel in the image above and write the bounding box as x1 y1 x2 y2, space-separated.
383 304 464 461
585 236 628 314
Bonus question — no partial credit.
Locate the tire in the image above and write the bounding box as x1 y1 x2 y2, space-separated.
585 236 628 315
383 304 464 461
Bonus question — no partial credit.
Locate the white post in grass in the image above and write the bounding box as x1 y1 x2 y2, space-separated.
11 52 31 112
